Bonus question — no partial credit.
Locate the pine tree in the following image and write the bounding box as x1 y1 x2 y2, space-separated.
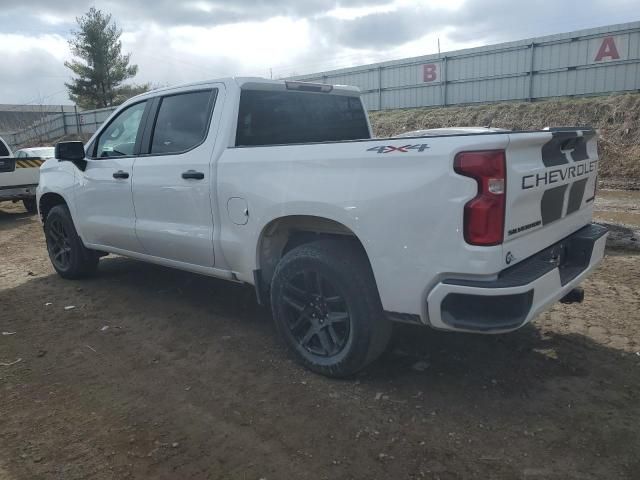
64 8 148 109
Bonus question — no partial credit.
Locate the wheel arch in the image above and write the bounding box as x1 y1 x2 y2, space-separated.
39 192 68 223
254 214 377 303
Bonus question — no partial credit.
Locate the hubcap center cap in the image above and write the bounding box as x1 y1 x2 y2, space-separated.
308 294 329 322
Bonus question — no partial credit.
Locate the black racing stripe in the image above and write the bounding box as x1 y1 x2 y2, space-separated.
541 184 568 225
566 178 588 214
570 137 589 162
541 132 577 167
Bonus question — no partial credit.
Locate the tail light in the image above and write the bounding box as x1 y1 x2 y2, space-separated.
454 150 506 246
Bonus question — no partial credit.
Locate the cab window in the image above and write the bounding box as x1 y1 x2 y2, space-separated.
95 101 147 158
149 90 216 155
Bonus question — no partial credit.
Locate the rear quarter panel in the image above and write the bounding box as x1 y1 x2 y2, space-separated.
217 134 510 317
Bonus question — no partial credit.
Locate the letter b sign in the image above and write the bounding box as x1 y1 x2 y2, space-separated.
423 63 440 82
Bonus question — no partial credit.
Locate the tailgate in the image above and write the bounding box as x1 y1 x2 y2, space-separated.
503 128 599 265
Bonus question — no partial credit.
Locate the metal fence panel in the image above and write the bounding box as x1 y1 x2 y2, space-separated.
291 21 640 110
4 106 117 149
4 22 640 147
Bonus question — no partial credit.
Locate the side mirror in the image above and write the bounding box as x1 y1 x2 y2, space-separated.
55 141 87 170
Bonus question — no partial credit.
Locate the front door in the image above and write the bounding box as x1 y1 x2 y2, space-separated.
131 85 223 266
75 100 149 252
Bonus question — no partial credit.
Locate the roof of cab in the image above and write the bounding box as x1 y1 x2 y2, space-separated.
130 76 360 102
234 77 361 95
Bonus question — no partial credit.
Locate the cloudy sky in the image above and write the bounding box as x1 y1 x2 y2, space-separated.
0 0 637 105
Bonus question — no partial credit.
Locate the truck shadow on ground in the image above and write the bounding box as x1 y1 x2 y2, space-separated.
7 254 639 393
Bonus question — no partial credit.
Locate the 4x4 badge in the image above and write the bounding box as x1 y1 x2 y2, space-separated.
367 144 430 154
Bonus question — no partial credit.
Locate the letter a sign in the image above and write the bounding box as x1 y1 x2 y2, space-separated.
593 36 623 62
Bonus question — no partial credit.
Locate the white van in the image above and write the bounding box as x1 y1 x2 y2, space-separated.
0 137 43 213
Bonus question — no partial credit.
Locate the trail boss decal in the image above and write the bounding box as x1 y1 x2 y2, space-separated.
367 144 430 154
508 220 542 236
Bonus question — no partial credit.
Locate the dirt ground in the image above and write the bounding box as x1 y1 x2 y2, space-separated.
1 200 639 480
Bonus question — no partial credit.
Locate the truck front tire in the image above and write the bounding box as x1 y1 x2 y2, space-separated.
44 205 99 279
270 239 391 378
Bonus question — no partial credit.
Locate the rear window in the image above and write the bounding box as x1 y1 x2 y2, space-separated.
235 90 370 147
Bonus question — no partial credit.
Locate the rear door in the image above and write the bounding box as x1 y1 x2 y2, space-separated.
131 84 223 266
503 128 599 263
12 150 43 186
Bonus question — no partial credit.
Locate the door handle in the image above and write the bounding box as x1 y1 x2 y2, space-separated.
182 170 205 180
113 170 129 179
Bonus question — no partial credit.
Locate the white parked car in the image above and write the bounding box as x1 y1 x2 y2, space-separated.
0 141 53 213
37 78 607 377
14 146 55 160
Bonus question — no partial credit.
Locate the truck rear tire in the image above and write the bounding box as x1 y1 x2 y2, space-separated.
44 205 99 279
270 239 391 378
22 198 37 214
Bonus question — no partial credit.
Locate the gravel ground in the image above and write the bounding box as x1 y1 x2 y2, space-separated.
1 201 639 480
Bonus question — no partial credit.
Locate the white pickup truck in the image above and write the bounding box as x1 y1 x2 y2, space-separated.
37 78 607 377
0 139 47 213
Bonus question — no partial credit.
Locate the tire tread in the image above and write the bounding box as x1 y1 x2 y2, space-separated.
271 239 390 377
45 204 98 279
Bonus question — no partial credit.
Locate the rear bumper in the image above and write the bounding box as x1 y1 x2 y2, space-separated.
426 223 608 333
0 184 37 201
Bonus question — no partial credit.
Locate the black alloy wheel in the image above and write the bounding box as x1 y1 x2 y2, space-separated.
44 204 99 279
46 217 72 271
271 239 391 377
282 270 351 358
